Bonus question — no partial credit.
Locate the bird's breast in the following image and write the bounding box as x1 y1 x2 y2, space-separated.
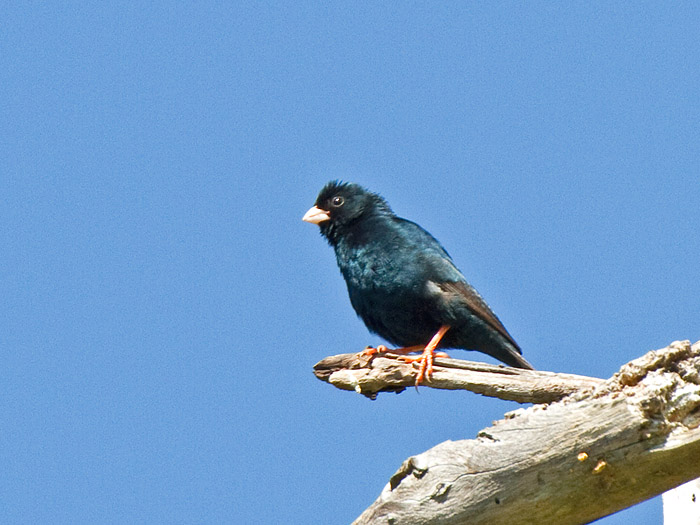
334 243 440 346
337 245 412 294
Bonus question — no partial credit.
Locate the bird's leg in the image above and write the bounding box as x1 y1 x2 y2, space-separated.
361 344 420 357
360 344 448 357
360 341 452 371
359 344 390 357
359 344 424 356
388 345 450 358
379 345 423 355
402 325 451 385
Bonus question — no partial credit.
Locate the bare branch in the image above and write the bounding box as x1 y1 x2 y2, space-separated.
349 340 700 525
313 351 604 403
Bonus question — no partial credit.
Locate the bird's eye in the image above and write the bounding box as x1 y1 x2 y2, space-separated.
331 196 345 207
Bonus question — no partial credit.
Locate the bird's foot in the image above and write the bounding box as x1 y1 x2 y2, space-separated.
359 339 450 384
359 345 389 357
384 345 424 355
361 345 430 357
401 325 451 386
402 348 436 385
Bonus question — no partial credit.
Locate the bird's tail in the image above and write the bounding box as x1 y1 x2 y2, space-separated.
490 343 535 370
505 350 535 370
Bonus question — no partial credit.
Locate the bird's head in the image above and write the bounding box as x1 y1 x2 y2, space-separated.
302 181 392 244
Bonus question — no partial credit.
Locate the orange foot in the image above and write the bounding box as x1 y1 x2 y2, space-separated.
360 344 427 357
359 345 389 357
401 325 451 386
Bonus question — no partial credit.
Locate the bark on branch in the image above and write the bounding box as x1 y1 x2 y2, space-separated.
336 340 700 525
313 351 604 403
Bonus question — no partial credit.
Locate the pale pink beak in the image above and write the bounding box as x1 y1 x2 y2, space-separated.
302 205 331 224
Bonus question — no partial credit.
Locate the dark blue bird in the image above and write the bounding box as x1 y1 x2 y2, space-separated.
303 181 533 384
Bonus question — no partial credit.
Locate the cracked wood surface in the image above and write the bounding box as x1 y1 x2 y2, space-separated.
349 341 700 525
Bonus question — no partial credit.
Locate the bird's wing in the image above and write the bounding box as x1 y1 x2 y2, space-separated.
434 280 521 353
391 217 521 352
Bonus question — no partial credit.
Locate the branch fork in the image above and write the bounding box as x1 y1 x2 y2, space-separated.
313 341 700 524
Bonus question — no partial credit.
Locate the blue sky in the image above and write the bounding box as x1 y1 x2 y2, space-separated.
2 3 699 523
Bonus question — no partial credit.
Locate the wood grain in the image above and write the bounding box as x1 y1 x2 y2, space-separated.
313 341 700 524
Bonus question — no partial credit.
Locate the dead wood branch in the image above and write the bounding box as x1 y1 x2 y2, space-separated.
313 351 604 403
347 340 700 525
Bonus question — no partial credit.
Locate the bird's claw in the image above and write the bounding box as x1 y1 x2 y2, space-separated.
402 350 435 386
401 325 450 386
359 344 388 357
361 335 448 386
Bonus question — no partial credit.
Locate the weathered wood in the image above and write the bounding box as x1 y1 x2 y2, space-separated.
314 351 604 403
350 340 700 525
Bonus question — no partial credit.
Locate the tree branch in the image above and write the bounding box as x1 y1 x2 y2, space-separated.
313 351 604 403
346 340 700 525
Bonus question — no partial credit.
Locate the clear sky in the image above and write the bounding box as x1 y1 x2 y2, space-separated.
2 3 699 524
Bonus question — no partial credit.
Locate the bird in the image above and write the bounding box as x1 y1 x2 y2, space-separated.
302 181 534 385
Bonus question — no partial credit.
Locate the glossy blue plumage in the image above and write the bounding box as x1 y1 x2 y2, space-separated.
306 181 533 369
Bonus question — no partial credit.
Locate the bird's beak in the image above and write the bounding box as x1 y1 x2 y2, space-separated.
302 206 331 224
